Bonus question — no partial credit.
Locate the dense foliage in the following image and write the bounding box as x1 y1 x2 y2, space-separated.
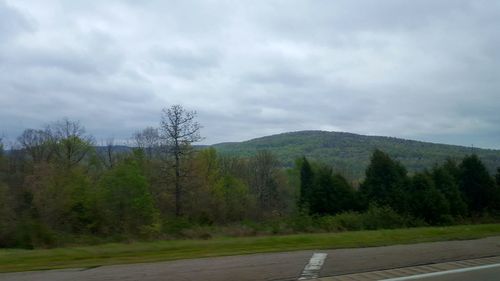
1 115 500 249
214 131 500 180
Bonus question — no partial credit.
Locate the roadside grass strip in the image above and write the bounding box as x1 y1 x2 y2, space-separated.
1 224 500 273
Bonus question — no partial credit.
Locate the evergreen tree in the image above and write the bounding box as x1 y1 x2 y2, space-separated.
330 173 358 212
311 170 356 215
301 161 357 216
496 167 500 186
309 165 333 215
442 159 460 181
360 150 408 213
298 157 314 210
432 166 467 217
492 167 500 211
408 173 450 224
458 155 496 213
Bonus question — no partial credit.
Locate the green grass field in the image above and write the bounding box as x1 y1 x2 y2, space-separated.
1 224 500 273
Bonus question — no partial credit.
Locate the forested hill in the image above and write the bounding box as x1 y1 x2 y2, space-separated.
212 130 500 180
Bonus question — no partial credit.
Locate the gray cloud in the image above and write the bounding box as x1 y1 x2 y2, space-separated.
0 0 33 42
1 0 499 149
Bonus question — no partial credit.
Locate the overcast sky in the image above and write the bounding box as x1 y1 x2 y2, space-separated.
1 0 499 148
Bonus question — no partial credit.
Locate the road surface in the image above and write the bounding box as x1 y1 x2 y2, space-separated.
0 236 499 281
417 266 500 281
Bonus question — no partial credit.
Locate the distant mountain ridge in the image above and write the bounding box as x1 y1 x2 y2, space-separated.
212 130 500 180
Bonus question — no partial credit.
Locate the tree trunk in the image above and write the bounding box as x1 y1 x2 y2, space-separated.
174 145 181 217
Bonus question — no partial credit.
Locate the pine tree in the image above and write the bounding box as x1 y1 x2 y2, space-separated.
496 167 500 186
360 150 408 213
298 157 314 210
309 165 333 215
458 155 496 213
408 173 450 224
432 166 467 217
492 167 500 211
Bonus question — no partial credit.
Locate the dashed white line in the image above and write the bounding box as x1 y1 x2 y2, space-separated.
381 262 500 281
298 253 328 280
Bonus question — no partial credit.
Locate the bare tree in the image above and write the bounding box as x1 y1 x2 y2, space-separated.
51 118 94 168
0 136 4 160
96 138 119 169
160 105 202 217
133 127 160 160
17 128 54 163
248 150 280 214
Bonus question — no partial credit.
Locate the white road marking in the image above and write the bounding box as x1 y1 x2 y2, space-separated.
381 262 500 281
298 253 328 280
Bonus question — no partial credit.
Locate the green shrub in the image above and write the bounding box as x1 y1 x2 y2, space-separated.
330 212 365 231
219 224 258 237
139 222 162 239
362 204 407 230
314 216 343 232
11 220 57 249
180 226 212 240
162 217 192 237
314 205 411 232
405 216 428 227
287 210 315 232
268 220 292 235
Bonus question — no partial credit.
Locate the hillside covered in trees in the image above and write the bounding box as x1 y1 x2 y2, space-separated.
214 131 500 180
1 107 500 249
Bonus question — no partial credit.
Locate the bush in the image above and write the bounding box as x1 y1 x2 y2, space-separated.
330 212 365 231
10 220 57 249
180 226 212 240
362 204 407 230
139 222 162 239
314 205 411 232
266 220 292 235
287 209 315 232
464 211 500 224
219 224 258 237
313 212 365 232
162 217 193 237
314 216 343 232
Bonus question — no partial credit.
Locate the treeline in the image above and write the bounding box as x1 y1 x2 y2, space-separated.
0 106 296 248
297 150 500 226
1 106 500 248
213 131 500 180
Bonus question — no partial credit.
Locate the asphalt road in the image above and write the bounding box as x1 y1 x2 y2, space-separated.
1 236 499 281
319 236 500 277
417 266 500 281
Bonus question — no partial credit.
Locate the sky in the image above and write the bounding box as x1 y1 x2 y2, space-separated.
1 0 499 148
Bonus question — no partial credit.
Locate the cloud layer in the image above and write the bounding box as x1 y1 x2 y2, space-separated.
1 0 499 148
